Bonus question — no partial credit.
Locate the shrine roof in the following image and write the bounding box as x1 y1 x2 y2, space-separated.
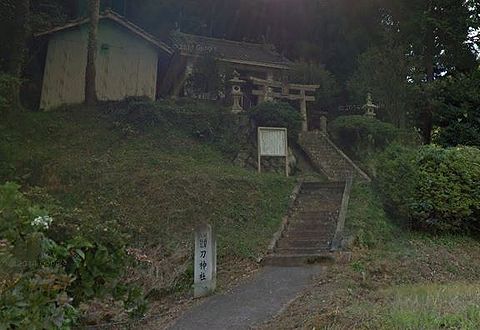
170 31 292 69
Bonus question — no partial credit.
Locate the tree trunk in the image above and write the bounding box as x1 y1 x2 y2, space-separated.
421 1 435 145
422 54 434 144
85 0 100 106
8 0 30 110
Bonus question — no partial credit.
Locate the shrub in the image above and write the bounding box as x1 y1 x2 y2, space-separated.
0 74 21 112
163 99 233 142
102 97 161 132
0 183 146 328
375 145 480 232
248 101 302 141
330 115 400 161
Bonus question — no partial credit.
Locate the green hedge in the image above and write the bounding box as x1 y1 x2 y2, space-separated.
330 115 399 160
248 101 302 141
375 145 480 232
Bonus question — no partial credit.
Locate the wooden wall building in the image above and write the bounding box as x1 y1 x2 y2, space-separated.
36 11 172 110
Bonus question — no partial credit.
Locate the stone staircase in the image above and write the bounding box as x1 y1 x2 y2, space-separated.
263 182 345 266
298 131 370 182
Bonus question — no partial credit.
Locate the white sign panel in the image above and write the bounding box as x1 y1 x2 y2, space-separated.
257 127 289 177
258 127 287 157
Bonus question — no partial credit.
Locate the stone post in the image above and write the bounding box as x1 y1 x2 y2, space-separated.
320 115 327 134
194 224 217 298
300 89 308 132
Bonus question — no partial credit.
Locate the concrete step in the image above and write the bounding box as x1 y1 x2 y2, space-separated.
276 239 331 249
290 210 338 222
283 230 336 239
288 218 336 225
287 219 337 231
299 188 344 195
293 206 340 214
301 183 345 191
297 194 343 201
288 224 335 233
297 200 342 208
262 253 335 267
274 246 332 254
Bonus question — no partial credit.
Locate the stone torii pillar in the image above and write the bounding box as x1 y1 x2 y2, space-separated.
299 89 308 132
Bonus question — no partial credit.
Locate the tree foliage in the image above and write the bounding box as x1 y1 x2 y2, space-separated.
432 70 480 147
348 41 414 128
289 62 340 111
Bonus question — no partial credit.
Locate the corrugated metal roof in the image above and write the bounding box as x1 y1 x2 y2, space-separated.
35 10 173 55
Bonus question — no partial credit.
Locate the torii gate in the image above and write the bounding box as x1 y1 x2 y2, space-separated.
249 77 319 132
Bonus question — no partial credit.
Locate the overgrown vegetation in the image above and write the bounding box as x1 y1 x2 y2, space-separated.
329 115 400 161
248 101 302 142
432 70 480 148
0 101 294 326
376 145 480 233
0 183 146 328
345 183 395 249
0 74 21 112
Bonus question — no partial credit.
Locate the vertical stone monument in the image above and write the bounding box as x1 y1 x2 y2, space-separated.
194 224 217 298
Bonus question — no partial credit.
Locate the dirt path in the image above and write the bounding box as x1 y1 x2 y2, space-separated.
166 265 324 330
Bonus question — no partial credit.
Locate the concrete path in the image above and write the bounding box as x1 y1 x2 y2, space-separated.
169 266 324 330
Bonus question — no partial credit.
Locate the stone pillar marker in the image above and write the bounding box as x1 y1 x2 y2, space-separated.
300 89 308 132
319 111 328 134
320 116 327 134
194 224 217 298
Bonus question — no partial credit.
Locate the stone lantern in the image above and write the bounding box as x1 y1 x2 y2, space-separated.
229 71 245 113
363 93 379 118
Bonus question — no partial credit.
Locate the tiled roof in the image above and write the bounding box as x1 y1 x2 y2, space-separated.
170 31 292 69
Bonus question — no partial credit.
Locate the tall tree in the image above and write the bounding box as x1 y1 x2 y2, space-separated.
348 41 414 128
85 0 100 106
388 0 477 143
1 0 30 110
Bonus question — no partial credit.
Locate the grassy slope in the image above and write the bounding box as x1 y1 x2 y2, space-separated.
261 183 480 329
0 106 294 293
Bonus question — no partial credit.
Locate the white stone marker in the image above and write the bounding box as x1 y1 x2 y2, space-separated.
194 224 217 298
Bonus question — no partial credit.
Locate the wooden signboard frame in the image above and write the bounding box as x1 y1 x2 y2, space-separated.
257 127 289 177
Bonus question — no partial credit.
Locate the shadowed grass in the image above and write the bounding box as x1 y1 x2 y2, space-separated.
1 104 295 298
